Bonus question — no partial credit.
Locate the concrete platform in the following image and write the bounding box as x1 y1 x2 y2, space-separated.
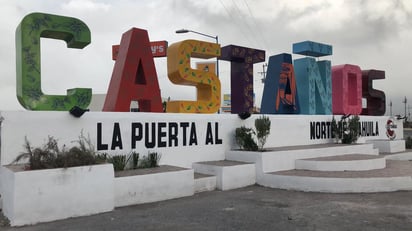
260 160 412 193
367 139 405 153
194 173 216 193
384 150 412 160
192 160 255 191
295 154 386 171
226 143 379 173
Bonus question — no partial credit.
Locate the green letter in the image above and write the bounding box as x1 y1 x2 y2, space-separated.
16 12 92 110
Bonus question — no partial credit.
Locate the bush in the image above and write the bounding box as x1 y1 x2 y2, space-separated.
107 151 139 171
14 133 100 170
108 155 127 171
331 115 360 144
235 126 258 151
235 116 271 151
139 152 161 168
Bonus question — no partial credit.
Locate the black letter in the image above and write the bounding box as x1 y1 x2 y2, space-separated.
180 122 189 146
321 122 326 139
169 122 178 147
310 122 316 140
158 122 167 148
316 123 321 139
215 122 222 144
97 123 108 151
145 122 156 148
205 122 213 145
131 122 142 149
189 122 198 145
111 122 123 150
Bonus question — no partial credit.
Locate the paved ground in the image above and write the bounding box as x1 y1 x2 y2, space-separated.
2 185 412 231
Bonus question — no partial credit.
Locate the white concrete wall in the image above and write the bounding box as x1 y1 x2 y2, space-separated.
1 164 114 226
114 169 194 207
0 111 400 168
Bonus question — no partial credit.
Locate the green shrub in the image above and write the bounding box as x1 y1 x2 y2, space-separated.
235 126 258 151
331 115 360 144
108 155 127 171
255 115 271 151
139 152 161 168
14 133 100 170
235 116 272 151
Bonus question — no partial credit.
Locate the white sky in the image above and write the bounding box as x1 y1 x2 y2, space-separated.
1 0 412 116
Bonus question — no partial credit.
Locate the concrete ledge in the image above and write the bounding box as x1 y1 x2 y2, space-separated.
259 174 412 193
367 139 405 153
385 151 412 160
114 166 194 207
227 143 378 173
194 173 216 193
295 154 386 171
0 164 114 227
259 160 412 193
192 161 255 191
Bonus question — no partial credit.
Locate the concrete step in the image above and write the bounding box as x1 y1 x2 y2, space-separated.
259 160 412 193
194 173 216 193
295 154 386 171
226 143 379 173
192 160 255 191
367 139 405 154
383 150 412 160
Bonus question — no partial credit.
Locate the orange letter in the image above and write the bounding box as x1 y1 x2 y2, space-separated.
167 40 221 113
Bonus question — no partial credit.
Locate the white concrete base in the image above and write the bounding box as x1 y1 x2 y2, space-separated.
367 139 405 153
295 155 386 171
385 151 412 160
226 143 378 173
194 174 217 193
0 164 114 227
192 161 255 191
259 173 412 193
114 167 194 207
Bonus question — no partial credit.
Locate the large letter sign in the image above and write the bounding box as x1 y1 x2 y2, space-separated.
220 45 265 114
260 53 300 114
166 40 221 113
361 70 386 116
293 41 332 114
332 64 363 115
103 28 163 112
16 12 92 110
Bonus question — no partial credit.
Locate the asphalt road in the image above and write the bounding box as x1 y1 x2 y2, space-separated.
2 185 412 231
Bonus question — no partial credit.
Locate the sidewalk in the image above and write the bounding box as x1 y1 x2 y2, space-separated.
2 185 412 231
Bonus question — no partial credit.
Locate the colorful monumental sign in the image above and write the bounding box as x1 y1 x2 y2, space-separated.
260 41 385 116
15 13 386 116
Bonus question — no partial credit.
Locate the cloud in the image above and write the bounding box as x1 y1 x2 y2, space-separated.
61 0 111 12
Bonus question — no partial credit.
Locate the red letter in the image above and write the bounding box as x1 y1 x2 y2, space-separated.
103 28 163 112
361 70 386 116
332 64 362 115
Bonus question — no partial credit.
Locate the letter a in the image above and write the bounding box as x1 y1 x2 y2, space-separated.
103 28 163 112
261 53 300 114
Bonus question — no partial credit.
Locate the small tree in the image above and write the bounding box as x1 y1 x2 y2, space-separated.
255 115 271 151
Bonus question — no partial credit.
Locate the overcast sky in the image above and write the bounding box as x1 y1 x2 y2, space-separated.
1 0 412 116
